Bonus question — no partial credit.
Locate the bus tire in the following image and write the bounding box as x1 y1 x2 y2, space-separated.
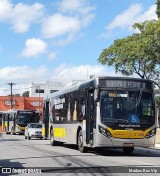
78 130 87 153
123 147 134 154
50 129 56 146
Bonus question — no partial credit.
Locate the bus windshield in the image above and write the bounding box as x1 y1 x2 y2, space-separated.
100 90 155 125
16 113 39 124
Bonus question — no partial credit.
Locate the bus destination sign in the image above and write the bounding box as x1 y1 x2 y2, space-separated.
99 80 152 89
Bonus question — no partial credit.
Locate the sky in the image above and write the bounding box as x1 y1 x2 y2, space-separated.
0 0 158 95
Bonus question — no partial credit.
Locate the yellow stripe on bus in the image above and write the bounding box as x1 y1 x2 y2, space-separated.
42 127 45 136
5 122 8 127
16 125 25 130
54 128 66 138
107 127 151 139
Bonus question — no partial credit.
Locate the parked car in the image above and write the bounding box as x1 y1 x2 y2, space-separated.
25 123 42 140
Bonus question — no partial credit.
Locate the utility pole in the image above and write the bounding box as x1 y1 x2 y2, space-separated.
8 82 15 109
36 85 41 117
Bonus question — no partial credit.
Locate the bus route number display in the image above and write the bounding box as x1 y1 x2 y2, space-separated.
99 80 149 89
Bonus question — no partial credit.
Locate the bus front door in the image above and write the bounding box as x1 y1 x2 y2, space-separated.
6 114 9 133
2 114 5 131
86 90 94 145
45 101 49 139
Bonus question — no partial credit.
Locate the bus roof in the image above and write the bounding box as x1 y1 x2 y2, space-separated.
44 76 153 100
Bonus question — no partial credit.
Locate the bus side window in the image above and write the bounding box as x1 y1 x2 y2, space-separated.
79 98 86 121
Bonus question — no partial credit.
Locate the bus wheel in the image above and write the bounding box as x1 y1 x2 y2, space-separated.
123 147 134 154
78 130 86 153
50 129 55 146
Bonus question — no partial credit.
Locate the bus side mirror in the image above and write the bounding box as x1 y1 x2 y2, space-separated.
94 88 99 102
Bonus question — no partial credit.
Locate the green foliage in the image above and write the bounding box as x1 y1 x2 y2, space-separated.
98 20 160 88
22 91 29 97
156 0 160 18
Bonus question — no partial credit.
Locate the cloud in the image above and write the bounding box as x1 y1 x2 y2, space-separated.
51 64 123 82
41 0 95 45
0 0 44 33
135 4 158 23
52 33 82 46
0 65 47 81
0 64 137 95
0 64 119 85
48 52 56 61
58 0 87 13
58 0 95 17
106 4 142 30
100 3 158 38
0 65 47 95
21 38 48 58
41 13 80 38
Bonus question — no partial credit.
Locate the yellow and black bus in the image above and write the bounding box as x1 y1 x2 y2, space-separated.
42 76 157 154
2 109 39 134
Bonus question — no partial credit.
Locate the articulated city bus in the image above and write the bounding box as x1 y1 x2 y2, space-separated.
42 76 157 153
2 109 40 134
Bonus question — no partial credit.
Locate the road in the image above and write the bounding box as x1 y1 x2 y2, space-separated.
0 133 160 176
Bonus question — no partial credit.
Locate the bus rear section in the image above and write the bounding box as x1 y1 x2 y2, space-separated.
42 77 156 154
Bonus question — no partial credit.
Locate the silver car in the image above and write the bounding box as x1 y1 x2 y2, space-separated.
25 123 42 140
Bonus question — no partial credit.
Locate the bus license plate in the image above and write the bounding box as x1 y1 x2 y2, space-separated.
123 143 134 147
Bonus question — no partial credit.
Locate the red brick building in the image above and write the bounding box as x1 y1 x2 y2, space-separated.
0 95 43 119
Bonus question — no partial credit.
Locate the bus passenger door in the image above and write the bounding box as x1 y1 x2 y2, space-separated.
13 114 16 131
86 90 94 144
2 114 5 131
6 114 9 133
44 101 49 139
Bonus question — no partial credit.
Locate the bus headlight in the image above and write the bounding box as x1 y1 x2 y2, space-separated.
99 126 112 138
145 128 156 139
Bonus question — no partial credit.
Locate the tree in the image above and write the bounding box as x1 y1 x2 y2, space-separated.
156 0 160 18
98 19 160 88
22 91 29 97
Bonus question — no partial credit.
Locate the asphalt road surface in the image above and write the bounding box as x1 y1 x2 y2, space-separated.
0 133 160 176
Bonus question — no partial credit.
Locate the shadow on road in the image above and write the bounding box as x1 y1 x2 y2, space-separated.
0 159 24 176
62 144 160 157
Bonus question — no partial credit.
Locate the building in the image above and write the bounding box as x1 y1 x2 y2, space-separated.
0 95 43 119
29 81 65 97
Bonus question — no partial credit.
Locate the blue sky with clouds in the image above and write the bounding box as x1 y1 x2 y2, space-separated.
0 0 157 95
